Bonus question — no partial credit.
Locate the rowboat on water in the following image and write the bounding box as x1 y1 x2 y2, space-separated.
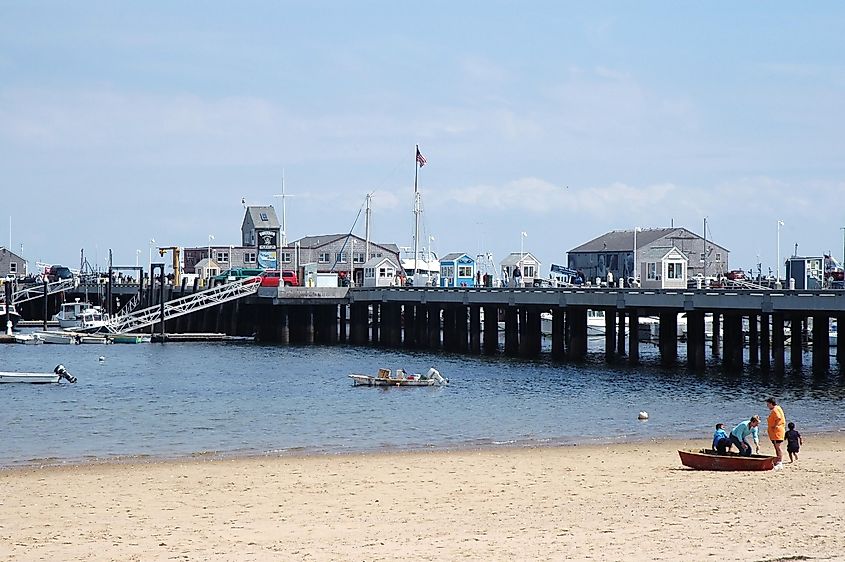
678 449 777 471
349 367 448 387
0 364 77 384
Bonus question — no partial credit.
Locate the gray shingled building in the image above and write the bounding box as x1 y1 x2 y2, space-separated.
567 227 729 284
282 234 401 286
0 247 26 278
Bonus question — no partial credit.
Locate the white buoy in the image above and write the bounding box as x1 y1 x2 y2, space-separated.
638 411 649 420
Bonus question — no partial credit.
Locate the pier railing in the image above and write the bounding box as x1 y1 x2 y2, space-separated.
101 277 260 333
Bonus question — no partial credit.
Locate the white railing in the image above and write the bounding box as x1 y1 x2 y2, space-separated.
101 277 260 334
7 278 78 304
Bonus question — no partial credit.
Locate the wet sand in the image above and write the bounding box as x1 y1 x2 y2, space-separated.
1 435 844 561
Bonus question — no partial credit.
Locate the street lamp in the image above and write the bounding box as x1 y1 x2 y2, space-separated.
208 234 215 263
519 230 528 280
135 249 141 267
776 220 784 284
633 227 641 285
148 238 155 279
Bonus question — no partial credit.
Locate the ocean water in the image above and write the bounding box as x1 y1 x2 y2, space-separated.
1 339 844 467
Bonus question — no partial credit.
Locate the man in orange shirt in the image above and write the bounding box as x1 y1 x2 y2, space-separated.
766 397 786 468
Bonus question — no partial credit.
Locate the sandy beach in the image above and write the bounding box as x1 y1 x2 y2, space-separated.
1 435 844 561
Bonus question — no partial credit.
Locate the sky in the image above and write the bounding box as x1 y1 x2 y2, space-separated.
2 2 844 276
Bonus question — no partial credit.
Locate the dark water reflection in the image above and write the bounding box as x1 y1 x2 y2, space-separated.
0 339 843 467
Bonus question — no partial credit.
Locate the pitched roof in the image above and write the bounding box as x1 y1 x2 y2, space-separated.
568 227 728 253
0 246 26 261
441 252 472 262
242 206 280 229
288 233 399 255
363 255 400 268
500 252 540 267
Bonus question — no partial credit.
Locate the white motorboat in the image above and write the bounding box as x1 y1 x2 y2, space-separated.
0 302 22 330
38 331 81 345
349 367 447 387
53 299 109 332
539 309 613 337
0 364 77 384
14 333 43 345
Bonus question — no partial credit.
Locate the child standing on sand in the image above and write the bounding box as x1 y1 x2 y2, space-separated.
786 422 803 462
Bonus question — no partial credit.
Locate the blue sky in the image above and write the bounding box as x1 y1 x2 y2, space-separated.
2 2 844 275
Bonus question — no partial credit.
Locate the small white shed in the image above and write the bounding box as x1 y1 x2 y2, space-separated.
363 256 400 287
640 247 688 289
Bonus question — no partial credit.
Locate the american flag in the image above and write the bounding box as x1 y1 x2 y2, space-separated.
416 147 427 167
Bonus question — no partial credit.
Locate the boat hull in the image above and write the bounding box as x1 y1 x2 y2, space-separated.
349 375 440 387
678 449 776 471
0 372 61 384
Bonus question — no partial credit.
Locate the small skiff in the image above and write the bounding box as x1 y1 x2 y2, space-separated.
349 367 447 387
678 449 777 471
0 364 77 384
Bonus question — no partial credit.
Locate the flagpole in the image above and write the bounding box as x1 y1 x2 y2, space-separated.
413 144 420 283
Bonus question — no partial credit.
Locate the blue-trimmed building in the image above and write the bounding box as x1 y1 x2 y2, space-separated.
439 253 476 287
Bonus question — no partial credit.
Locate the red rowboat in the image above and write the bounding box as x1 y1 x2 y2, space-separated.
678 449 777 471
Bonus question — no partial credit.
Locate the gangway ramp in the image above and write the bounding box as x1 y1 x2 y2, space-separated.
102 277 260 334
5 279 78 304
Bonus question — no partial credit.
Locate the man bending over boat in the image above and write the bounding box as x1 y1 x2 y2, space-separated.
729 415 760 456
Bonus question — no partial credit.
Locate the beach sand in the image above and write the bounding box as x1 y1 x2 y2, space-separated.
1 436 844 561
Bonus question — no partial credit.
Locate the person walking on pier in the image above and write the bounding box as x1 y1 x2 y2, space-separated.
766 397 786 468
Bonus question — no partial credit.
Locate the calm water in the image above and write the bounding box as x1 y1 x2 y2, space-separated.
1 338 844 467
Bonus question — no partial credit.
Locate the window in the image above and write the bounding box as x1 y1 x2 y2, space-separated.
216 251 229 264
353 252 365 264
441 265 455 278
700 253 705 263
379 267 390 278
336 252 347 263
280 251 292 263
667 262 684 279
365 267 374 278
244 252 257 264
458 265 473 277
715 253 722 262
318 252 331 264
647 263 658 280
9 262 17 274
524 265 535 278
259 212 268 221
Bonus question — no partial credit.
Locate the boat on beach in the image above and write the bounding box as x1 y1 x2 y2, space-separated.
0 364 77 384
678 448 777 471
349 367 447 387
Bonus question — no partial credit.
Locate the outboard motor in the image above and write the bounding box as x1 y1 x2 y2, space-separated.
427 368 448 386
54 364 77 384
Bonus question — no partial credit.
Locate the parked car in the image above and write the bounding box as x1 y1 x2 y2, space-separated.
212 267 265 284
259 269 299 287
45 265 74 282
726 270 746 281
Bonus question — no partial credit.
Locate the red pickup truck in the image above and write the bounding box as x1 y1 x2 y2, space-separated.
259 270 299 287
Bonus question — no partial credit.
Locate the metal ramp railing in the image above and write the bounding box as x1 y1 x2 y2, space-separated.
5 278 78 304
100 277 260 334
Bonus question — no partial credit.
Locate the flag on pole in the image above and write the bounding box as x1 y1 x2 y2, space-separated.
416 147 427 167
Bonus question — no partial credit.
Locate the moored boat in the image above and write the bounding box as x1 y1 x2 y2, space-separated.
678 448 777 471
111 334 150 344
349 367 447 387
38 331 81 345
0 364 77 384
14 333 43 345
0 302 22 330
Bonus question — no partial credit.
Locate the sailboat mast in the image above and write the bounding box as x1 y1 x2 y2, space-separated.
365 193 372 262
413 145 420 279
281 169 287 247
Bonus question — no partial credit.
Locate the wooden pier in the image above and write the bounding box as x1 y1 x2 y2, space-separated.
10 282 845 373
